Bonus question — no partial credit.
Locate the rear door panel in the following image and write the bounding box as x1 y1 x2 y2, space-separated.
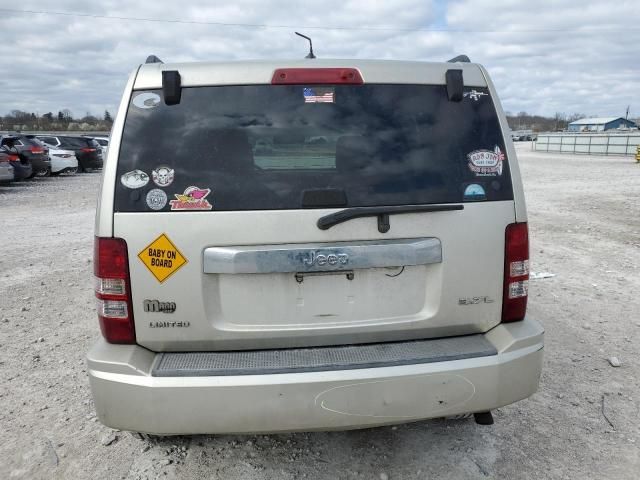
116 201 513 352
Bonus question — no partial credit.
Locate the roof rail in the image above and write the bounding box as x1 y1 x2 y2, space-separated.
447 55 470 63
145 55 164 64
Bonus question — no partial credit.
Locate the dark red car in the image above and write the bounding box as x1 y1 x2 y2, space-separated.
0 145 33 180
0 134 50 177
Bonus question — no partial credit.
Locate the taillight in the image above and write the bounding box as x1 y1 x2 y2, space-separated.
271 68 364 85
94 237 136 343
81 147 96 153
8 154 20 162
30 147 44 154
502 223 529 322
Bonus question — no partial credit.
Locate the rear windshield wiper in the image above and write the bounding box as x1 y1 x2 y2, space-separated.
317 204 464 233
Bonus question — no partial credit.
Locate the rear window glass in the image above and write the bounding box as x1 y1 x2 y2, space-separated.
19 137 41 147
115 84 513 212
60 137 93 148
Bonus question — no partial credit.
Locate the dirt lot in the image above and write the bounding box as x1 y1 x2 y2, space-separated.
1 143 639 479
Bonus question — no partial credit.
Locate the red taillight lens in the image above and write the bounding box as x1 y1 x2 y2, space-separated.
30 147 44 154
94 237 135 343
81 147 96 153
502 223 529 322
271 68 364 85
8 154 20 162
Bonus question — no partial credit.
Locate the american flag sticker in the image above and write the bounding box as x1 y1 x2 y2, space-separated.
303 87 335 103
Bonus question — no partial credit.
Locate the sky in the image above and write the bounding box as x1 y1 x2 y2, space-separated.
0 0 638 119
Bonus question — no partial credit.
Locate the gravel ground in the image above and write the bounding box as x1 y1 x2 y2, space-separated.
1 143 639 479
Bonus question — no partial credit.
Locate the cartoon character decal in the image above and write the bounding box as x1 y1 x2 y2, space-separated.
169 186 213 211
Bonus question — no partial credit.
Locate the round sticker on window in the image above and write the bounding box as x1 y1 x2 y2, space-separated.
132 92 161 109
120 169 149 189
152 165 175 187
146 188 167 210
463 183 486 201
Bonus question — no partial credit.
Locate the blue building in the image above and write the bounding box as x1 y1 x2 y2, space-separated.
568 117 637 132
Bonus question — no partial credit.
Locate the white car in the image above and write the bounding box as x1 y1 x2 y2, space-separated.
48 147 78 175
89 55 542 435
91 136 109 159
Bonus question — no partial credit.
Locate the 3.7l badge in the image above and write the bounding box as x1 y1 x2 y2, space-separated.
458 296 494 305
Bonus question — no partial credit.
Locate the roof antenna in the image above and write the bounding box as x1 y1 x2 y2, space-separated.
295 32 316 59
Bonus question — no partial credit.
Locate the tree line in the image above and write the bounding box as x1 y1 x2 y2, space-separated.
2 108 636 134
0 109 113 132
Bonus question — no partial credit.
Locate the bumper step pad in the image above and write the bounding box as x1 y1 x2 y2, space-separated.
152 335 497 377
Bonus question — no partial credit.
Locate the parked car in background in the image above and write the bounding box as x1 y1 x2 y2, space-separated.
0 149 15 183
37 135 102 172
89 136 109 159
0 145 32 180
25 136 78 176
0 134 50 177
48 147 79 175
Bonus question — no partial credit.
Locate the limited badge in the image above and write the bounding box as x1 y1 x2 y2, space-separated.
132 92 161 109
463 89 488 101
138 234 187 283
169 186 213 211
463 183 486 201
467 146 504 177
120 169 149 189
152 166 175 187
146 189 167 210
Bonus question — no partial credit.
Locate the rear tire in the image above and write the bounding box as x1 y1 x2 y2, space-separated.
35 168 51 178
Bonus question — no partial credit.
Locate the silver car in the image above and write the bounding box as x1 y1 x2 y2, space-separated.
88 56 543 435
0 156 15 183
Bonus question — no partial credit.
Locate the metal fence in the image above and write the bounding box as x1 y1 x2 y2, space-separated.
534 133 640 156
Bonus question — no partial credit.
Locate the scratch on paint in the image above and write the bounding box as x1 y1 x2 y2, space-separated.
313 374 477 419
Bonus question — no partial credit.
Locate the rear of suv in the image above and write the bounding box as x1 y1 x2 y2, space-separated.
0 134 50 177
88 57 543 435
38 135 102 172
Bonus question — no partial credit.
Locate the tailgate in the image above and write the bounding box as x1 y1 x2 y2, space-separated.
116 201 513 351
112 79 516 352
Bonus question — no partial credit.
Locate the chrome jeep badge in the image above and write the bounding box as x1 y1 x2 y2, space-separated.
143 299 177 313
302 252 349 267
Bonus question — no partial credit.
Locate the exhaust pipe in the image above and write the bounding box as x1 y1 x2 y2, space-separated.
474 411 494 425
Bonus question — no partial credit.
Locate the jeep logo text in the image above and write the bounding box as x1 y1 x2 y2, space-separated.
302 252 349 267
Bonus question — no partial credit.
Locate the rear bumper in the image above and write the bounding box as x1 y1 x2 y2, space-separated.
50 156 78 173
77 154 103 169
27 155 50 172
87 317 543 434
0 164 14 182
11 162 32 180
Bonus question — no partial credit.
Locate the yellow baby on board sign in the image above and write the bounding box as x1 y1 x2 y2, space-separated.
138 233 187 283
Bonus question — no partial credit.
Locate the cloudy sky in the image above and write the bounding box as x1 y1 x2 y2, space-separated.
1 0 638 119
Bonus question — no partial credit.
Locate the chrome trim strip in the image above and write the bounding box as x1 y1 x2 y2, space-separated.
203 238 441 274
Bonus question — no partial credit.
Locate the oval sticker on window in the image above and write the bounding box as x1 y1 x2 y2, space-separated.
132 92 161 109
